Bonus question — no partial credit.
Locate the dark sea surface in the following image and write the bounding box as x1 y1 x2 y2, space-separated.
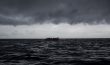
0 38 110 65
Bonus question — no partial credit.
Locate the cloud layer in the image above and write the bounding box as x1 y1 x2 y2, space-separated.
0 0 110 25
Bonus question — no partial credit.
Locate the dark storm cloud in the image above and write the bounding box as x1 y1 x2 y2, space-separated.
0 0 110 25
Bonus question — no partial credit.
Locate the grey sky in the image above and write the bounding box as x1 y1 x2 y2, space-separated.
0 0 110 38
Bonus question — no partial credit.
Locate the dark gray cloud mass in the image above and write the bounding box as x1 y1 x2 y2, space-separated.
0 0 110 25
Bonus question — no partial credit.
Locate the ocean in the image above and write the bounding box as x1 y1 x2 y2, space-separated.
0 38 110 65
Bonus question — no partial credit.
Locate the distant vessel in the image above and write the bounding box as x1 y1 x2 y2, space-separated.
45 37 60 41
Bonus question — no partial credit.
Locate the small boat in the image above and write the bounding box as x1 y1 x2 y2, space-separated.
45 37 60 41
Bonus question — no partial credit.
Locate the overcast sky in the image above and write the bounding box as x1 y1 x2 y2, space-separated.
0 0 110 38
